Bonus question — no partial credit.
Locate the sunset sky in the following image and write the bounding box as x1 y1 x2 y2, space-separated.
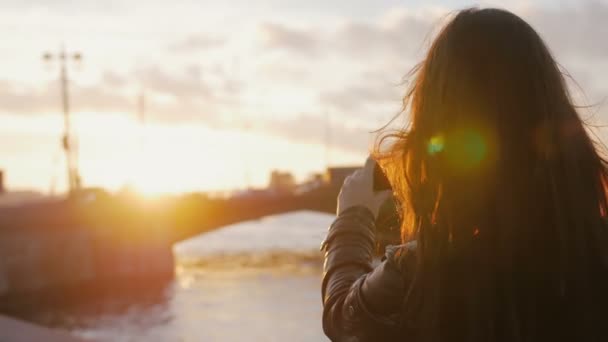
0 0 606 194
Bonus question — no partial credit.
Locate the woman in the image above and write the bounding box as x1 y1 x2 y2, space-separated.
321 7 608 342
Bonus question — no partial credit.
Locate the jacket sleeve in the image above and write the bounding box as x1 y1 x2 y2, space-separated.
321 206 408 342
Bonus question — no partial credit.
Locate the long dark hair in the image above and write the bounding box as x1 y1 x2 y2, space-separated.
378 7 608 341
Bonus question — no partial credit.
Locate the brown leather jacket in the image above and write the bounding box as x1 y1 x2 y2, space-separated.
321 206 416 341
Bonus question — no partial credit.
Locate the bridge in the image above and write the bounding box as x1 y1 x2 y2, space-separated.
0 186 336 310
0 184 400 318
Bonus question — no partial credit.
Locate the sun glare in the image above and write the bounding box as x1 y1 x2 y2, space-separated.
68 112 366 196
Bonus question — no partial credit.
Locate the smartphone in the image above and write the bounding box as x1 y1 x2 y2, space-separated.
373 162 391 192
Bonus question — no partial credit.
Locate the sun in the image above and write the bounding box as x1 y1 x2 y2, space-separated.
124 124 247 196
128 144 190 196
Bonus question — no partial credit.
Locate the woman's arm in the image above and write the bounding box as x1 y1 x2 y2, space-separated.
321 158 407 341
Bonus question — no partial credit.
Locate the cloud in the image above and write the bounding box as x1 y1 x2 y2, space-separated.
255 3 607 118
333 11 439 60
2 2 607 148
1 0 127 13
0 80 375 154
0 62 257 134
523 2 608 61
134 65 213 100
254 8 442 62
0 80 132 115
319 82 403 114
260 113 373 153
257 23 322 56
253 2 608 64
72 85 132 113
167 34 225 53
0 81 55 114
101 71 128 88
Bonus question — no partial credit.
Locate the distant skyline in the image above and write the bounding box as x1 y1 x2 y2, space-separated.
0 0 606 194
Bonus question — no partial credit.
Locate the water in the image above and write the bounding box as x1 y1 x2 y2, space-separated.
56 210 334 341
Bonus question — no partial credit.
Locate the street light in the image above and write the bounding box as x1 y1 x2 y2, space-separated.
43 45 83 194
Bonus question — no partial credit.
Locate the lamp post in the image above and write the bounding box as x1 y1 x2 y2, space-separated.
43 45 82 194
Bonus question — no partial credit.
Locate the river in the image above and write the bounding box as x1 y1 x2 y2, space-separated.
43 210 333 341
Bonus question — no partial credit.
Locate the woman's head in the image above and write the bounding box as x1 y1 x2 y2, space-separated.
379 7 608 341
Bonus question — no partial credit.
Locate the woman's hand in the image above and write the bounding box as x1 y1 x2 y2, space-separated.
337 157 392 219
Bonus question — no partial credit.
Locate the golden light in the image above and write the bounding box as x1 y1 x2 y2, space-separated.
438 125 495 173
69 111 366 196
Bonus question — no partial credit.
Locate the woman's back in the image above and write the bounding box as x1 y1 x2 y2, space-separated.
321 7 608 342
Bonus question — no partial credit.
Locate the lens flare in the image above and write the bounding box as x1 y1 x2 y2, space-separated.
427 134 445 155
462 130 487 165
443 129 490 172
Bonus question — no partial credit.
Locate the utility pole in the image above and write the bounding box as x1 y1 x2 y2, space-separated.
325 110 331 169
43 45 82 194
242 121 252 190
